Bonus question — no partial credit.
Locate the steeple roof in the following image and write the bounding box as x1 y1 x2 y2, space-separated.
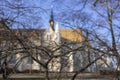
49 8 54 31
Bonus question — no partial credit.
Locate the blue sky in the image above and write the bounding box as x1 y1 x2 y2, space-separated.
20 0 92 29
0 0 97 29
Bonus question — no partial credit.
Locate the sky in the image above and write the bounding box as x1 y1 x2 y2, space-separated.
20 0 92 29
0 0 97 29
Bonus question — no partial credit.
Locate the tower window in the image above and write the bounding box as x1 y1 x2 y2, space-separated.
47 35 51 40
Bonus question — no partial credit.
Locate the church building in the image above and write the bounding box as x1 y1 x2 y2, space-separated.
0 9 112 73
14 10 86 72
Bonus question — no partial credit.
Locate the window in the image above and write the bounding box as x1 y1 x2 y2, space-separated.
47 35 51 40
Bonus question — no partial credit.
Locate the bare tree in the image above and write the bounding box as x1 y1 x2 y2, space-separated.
1 0 120 80
55 0 120 80
59 0 120 80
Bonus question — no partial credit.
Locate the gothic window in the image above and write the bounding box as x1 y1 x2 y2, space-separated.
47 35 51 40
49 35 51 40
47 35 49 40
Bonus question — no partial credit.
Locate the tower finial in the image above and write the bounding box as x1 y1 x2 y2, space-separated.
49 5 54 31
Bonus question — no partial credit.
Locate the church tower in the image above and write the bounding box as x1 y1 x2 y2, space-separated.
44 7 61 45
49 9 54 31
42 7 61 72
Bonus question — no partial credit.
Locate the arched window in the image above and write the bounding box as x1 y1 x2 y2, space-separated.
47 35 51 40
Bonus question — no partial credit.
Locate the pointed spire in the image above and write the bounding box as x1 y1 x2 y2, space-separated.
55 22 59 33
49 5 54 31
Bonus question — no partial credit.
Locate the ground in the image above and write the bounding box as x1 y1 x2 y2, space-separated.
0 72 117 80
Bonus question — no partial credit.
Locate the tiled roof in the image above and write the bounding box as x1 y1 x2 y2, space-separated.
0 28 85 42
60 29 85 42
